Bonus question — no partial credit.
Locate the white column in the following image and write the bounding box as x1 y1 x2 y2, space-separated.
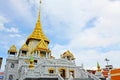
49 53 50 58
27 51 28 57
47 53 48 58
35 51 37 55
56 67 59 74
20 51 22 56
46 52 47 58
66 68 69 78
39 51 40 58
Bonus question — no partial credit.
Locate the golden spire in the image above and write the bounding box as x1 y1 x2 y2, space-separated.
38 0 41 22
26 0 50 44
8 45 17 53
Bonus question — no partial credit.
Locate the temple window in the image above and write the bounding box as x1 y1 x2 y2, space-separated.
40 51 46 58
48 68 55 74
59 69 66 78
70 70 74 77
49 70 54 74
30 61 32 64
9 75 13 80
21 51 27 56
34 60 37 65
11 63 15 68
67 56 70 60
10 52 16 56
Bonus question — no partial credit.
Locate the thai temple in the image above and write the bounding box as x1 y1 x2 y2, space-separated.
4 1 119 80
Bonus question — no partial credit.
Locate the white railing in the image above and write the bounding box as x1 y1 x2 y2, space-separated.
87 72 100 80
20 68 60 79
76 68 88 78
46 59 75 66
76 68 100 80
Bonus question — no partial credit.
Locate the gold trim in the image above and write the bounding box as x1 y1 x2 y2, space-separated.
69 69 74 72
59 67 66 71
48 68 55 70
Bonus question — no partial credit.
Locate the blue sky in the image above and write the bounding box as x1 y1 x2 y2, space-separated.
0 0 120 71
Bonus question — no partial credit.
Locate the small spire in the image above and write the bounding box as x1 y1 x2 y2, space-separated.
38 10 40 22
97 62 101 72
37 0 42 22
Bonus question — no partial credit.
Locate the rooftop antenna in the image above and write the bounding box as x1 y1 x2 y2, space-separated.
105 58 110 65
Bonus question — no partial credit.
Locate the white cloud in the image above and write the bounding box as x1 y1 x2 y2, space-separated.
0 26 19 33
0 15 24 52
9 34 21 37
7 0 39 24
46 0 120 68
0 15 8 23
0 15 8 31
51 44 68 58
6 27 19 33
9 0 32 17
78 50 120 69
0 24 5 31
0 15 19 33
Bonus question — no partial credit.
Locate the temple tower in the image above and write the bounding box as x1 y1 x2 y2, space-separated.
19 0 51 59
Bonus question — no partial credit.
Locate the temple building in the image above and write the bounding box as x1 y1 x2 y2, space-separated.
3 1 100 80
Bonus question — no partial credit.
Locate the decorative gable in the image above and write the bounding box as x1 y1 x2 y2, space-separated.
35 39 48 50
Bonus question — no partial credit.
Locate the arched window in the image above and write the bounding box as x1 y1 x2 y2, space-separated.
11 63 14 68
49 70 54 73
9 75 13 80
48 68 55 74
